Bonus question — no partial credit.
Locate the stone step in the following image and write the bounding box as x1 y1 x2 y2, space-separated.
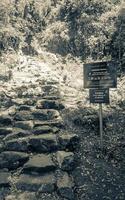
0 128 13 136
0 172 11 187
41 87 60 97
14 109 60 121
12 98 36 106
4 129 31 141
5 134 58 153
29 134 58 153
34 119 64 128
18 105 33 111
14 111 33 121
36 99 65 110
0 151 29 170
16 173 55 192
14 121 34 130
23 154 56 174
5 137 29 152
0 115 13 126
32 109 60 120
32 126 59 134
41 85 58 92
4 133 79 153
42 96 61 100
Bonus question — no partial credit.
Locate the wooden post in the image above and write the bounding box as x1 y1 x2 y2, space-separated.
99 103 103 150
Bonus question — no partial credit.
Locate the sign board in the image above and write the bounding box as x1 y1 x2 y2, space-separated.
84 61 117 88
89 89 109 104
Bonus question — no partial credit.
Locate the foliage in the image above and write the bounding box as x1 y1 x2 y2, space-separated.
0 0 124 62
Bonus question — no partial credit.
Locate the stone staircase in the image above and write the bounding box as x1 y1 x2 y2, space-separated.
0 72 79 200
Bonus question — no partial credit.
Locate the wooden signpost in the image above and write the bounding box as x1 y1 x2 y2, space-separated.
84 61 117 89
84 61 117 150
89 89 109 104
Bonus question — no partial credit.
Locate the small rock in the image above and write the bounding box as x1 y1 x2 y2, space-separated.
59 134 79 150
56 151 76 171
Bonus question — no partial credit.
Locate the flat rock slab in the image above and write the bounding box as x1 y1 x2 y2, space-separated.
29 134 58 153
23 154 56 173
0 172 11 187
36 100 65 110
0 151 29 170
16 173 55 192
4 130 31 141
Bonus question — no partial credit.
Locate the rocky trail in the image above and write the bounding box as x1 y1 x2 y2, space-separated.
0 55 79 200
0 54 125 200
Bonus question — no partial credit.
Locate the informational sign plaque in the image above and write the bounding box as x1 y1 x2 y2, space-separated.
84 61 117 88
89 89 109 104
